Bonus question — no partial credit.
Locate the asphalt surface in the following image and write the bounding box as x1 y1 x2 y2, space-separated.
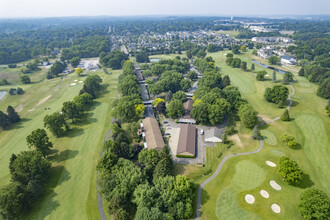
195 81 295 219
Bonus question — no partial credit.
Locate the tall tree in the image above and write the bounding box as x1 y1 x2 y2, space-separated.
298 188 330 220
62 101 80 123
0 111 10 130
6 106 20 123
278 156 303 184
43 112 68 137
26 129 53 157
280 109 290 121
272 70 277 83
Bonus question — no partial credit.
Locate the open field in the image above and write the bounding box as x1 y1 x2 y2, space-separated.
179 50 329 219
0 67 120 219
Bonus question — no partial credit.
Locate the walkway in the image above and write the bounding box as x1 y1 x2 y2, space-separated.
195 81 295 219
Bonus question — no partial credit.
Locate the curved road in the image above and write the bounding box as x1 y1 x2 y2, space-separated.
195 81 295 219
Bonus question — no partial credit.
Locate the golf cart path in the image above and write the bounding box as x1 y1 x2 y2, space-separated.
195 81 295 219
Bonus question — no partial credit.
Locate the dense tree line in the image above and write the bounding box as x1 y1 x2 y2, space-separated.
44 75 101 136
100 50 129 69
298 65 330 99
47 60 67 79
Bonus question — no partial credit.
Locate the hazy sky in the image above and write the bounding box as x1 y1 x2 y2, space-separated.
0 0 329 18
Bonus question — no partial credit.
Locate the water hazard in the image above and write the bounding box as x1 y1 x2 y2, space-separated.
251 60 286 74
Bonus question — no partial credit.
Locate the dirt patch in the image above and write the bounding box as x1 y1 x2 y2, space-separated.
37 95 52 106
229 134 243 148
258 114 272 123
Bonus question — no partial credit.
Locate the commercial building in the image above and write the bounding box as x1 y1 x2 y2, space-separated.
177 124 196 157
142 117 165 150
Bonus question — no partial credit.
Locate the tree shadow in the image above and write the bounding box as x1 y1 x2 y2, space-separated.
8 118 31 130
292 143 302 150
62 127 84 138
296 173 314 189
198 188 210 218
88 101 102 111
290 100 299 107
48 149 79 162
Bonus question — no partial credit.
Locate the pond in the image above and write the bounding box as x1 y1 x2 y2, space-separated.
0 91 7 100
251 60 286 74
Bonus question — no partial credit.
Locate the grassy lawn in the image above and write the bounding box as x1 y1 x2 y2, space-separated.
185 50 329 220
0 69 120 219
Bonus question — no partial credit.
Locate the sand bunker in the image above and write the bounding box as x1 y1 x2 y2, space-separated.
74 80 78 82
266 161 277 167
270 180 281 190
79 81 83 83
245 194 255 204
260 190 269 198
271 204 281 213
70 83 76 86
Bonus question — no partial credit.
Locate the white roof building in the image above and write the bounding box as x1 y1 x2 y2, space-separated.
204 128 223 143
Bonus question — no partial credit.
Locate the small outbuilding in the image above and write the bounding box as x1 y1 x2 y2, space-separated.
177 124 196 157
204 128 223 143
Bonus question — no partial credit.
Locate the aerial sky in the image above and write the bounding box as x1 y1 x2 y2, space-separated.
0 0 329 18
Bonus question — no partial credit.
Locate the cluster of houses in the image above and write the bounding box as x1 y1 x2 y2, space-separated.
252 37 294 44
257 46 296 65
109 30 237 55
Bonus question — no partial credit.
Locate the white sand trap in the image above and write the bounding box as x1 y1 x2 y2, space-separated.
70 83 76 86
74 80 78 82
260 190 269 198
266 161 277 167
271 204 281 213
79 81 83 83
245 194 255 204
270 180 281 190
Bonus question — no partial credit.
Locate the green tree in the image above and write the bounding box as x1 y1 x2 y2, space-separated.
208 99 230 125
6 105 20 123
26 129 53 157
241 61 247 71
73 93 93 112
0 111 10 130
9 150 51 185
43 112 68 137
317 78 330 99
277 100 284 108
298 188 330 220
256 70 267 81
187 70 198 81
264 85 289 104
280 109 290 121
278 156 303 184
119 75 140 96
280 133 297 148
268 56 281 65
272 70 277 83
172 91 187 103
180 79 192 92
167 99 184 118
298 67 305 76
283 72 294 84
62 101 80 123
238 104 258 129
70 57 81 68
191 101 209 124
251 127 260 139
251 63 255 71
221 75 231 89
232 45 240 54
20 74 31 84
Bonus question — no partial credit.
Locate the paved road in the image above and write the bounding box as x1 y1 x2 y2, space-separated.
195 81 295 219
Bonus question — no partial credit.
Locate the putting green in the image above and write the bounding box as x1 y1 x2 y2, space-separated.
295 114 330 193
260 130 278 145
216 186 261 220
232 160 265 191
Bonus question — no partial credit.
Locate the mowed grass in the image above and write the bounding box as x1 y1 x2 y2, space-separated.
196 51 329 219
0 69 120 219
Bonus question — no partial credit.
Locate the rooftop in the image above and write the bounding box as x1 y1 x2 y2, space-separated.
142 117 165 151
177 124 196 157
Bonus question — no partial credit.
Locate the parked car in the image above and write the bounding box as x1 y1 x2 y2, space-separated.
201 129 204 135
